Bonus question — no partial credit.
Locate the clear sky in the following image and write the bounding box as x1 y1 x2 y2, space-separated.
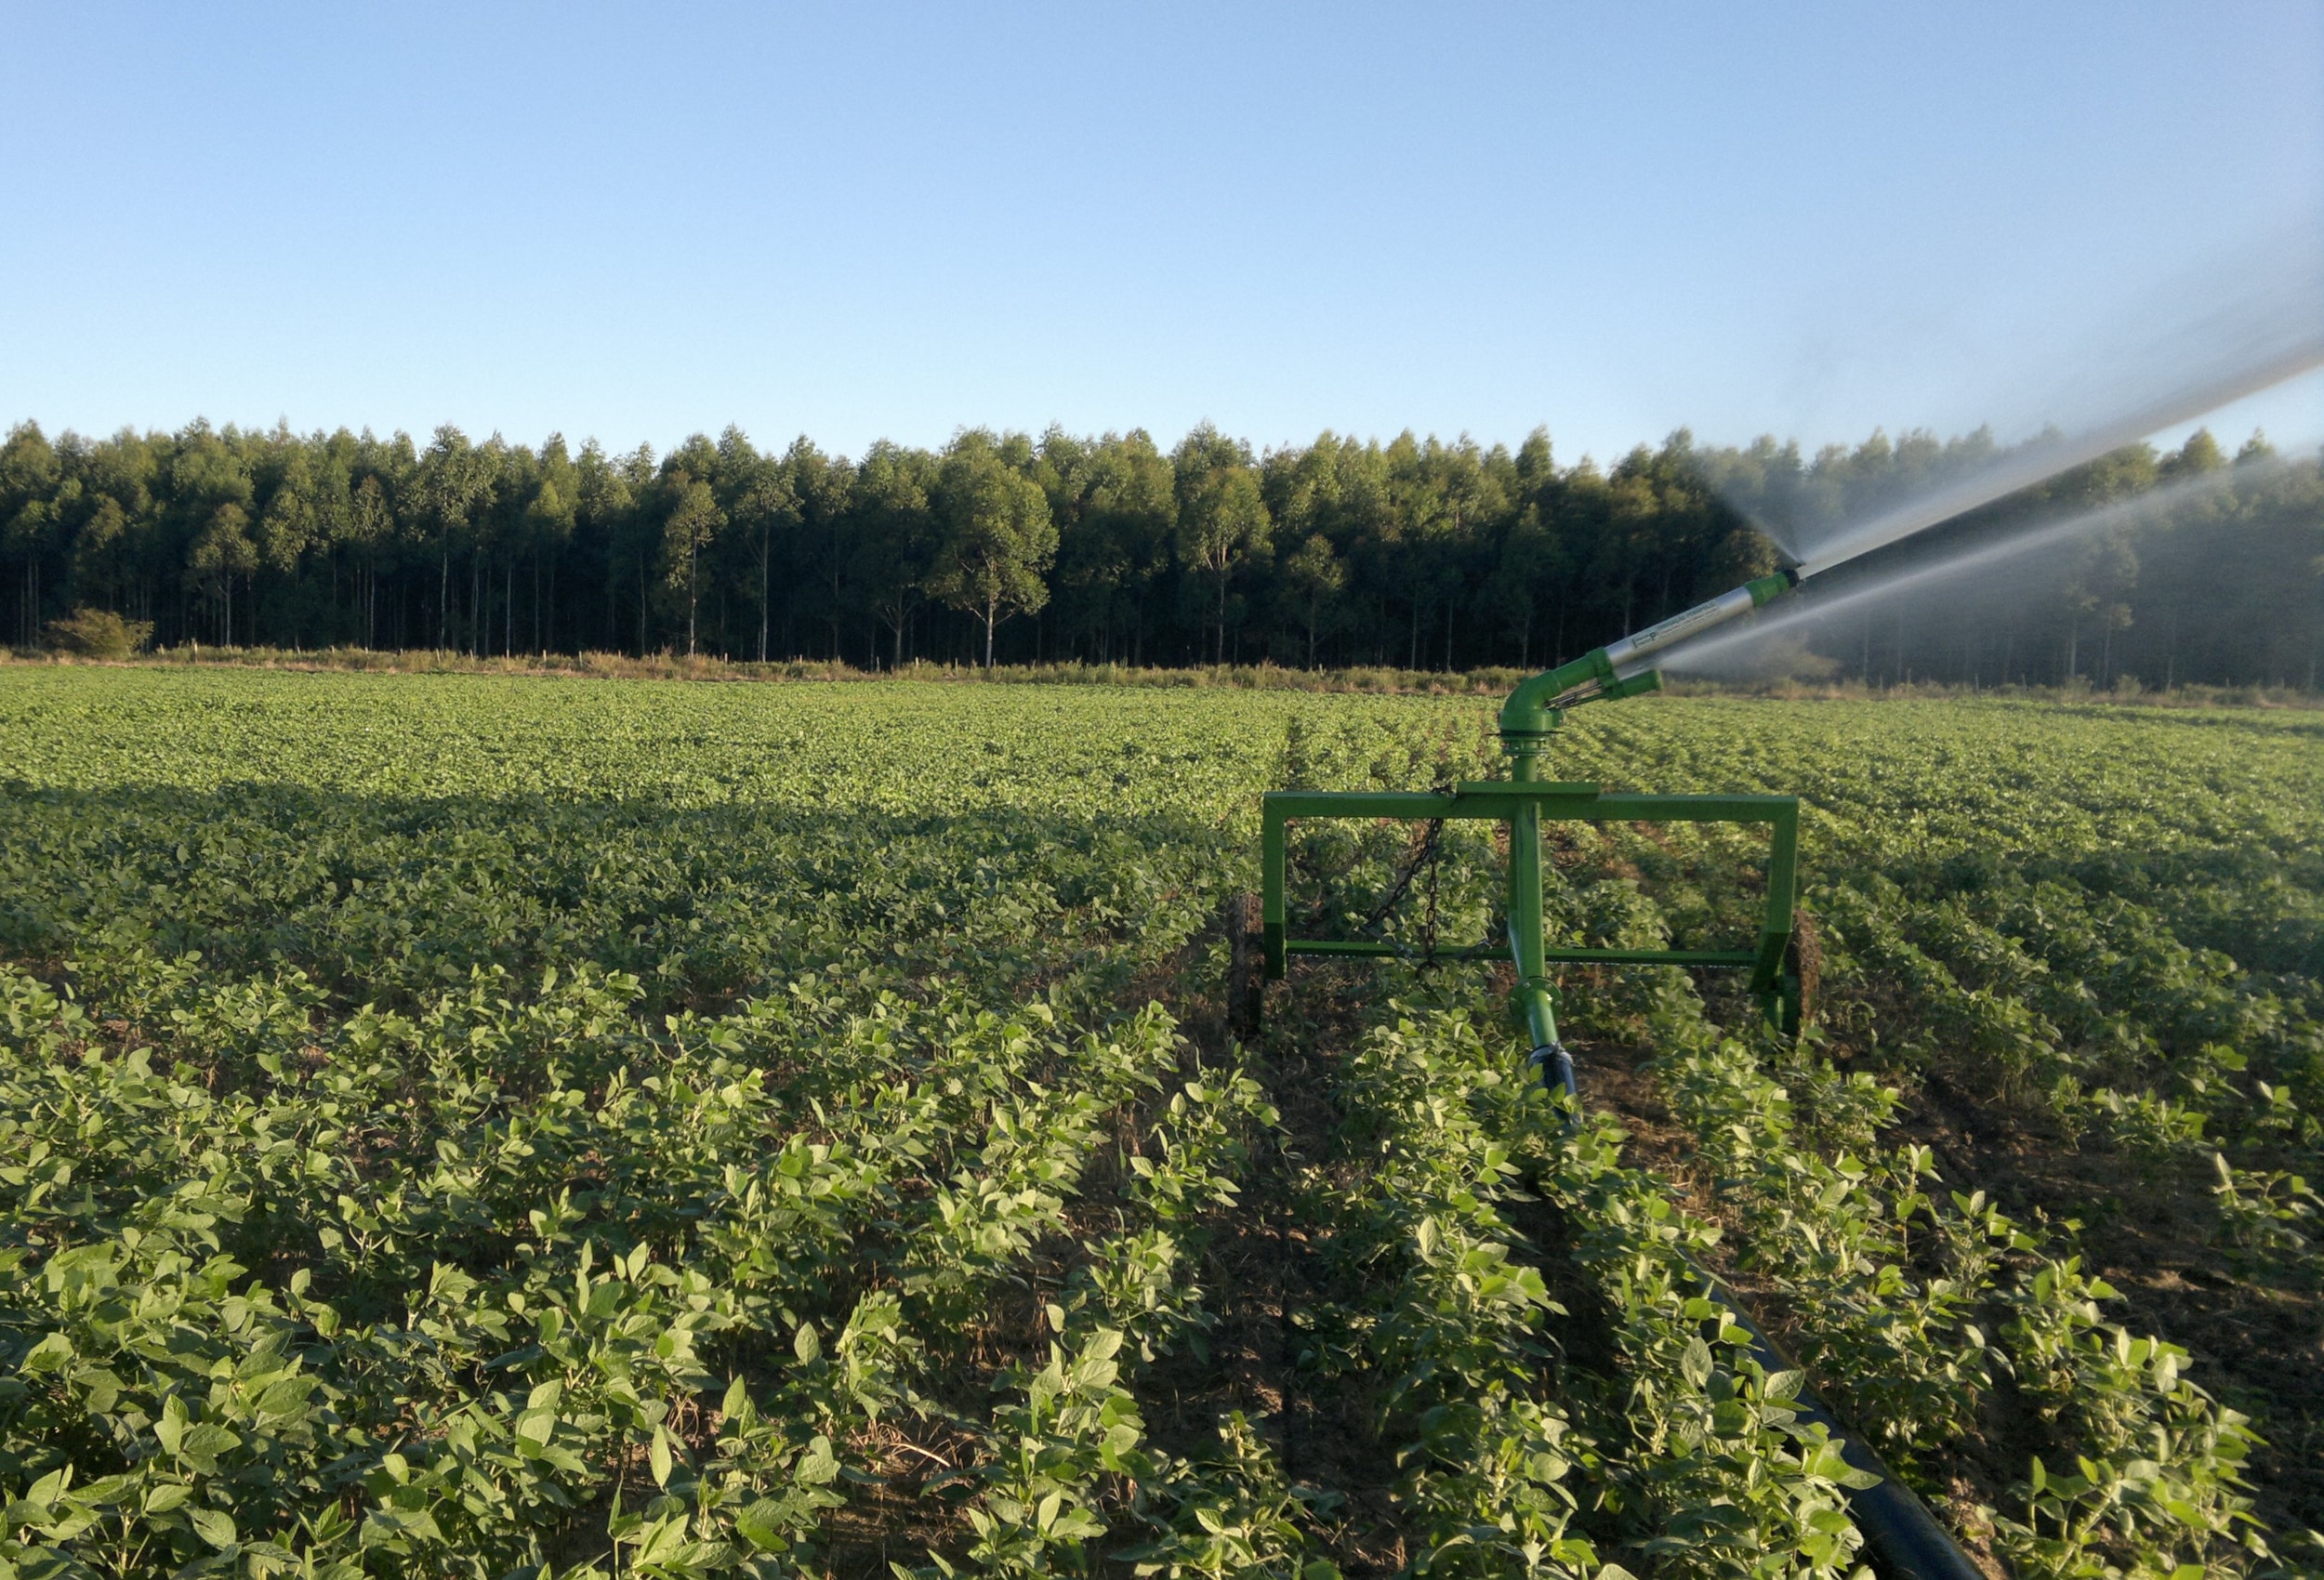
3 3 2320 466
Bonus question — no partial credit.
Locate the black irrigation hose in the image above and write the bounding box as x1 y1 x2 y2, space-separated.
1693 1267 1989 1580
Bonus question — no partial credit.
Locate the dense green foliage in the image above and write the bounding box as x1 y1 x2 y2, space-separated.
0 669 2317 1578
5 415 2315 686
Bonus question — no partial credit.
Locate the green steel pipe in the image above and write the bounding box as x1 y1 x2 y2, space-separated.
1283 941 1758 966
1283 941 1507 960
1504 739 1574 1110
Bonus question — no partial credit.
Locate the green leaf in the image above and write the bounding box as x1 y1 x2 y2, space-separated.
733 1497 795 1552
796 1434 839 1485
155 1395 189 1456
20 1332 73 1374
361 1505 444 1550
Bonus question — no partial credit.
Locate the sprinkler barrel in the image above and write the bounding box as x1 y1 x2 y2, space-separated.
1499 567 1798 738
1604 567 1799 671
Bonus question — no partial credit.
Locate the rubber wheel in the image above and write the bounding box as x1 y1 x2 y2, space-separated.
1781 906 1822 1035
1226 889 1264 1040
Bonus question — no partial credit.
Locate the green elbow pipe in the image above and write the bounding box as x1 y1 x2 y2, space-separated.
1499 649 1612 738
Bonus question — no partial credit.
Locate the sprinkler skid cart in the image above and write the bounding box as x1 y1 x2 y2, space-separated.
1243 569 1816 1089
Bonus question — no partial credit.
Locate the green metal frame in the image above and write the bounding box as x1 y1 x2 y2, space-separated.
1257 574 1808 1092
1261 777 1803 1052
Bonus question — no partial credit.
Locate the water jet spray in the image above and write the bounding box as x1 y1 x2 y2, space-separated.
1664 449 2314 680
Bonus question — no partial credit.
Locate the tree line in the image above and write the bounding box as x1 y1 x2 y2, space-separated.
2 415 2317 688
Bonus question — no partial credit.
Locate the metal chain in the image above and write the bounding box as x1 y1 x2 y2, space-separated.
1360 815 1446 933
1418 819 1444 965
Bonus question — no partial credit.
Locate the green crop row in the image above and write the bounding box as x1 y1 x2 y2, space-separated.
1637 993 2275 1577
1322 999 1885 1579
2 669 2318 1575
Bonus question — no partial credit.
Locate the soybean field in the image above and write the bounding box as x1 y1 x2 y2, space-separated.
1 667 2319 1580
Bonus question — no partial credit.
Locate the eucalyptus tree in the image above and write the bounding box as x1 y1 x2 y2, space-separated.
527 435 580 653
659 472 724 656
572 439 635 653
346 474 394 647
190 501 257 644
71 428 160 623
1171 424 1270 664
783 437 855 662
254 440 324 644
931 429 1055 667
410 426 492 650
1050 428 1175 665
70 494 128 615
1276 433 1399 665
469 434 521 654
615 445 661 652
851 439 938 668
1403 434 1510 669
705 426 791 662
1277 533 1344 668
163 422 258 648
1 423 62 645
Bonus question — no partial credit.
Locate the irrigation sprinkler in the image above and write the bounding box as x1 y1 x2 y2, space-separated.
1234 565 1987 1580
1237 568 1817 1091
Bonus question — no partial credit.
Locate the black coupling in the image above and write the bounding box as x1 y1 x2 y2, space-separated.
1527 1041 1578 1123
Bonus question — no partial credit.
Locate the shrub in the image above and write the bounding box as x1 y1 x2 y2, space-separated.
44 606 153 658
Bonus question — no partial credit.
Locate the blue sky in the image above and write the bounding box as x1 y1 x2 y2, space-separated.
3 3 2319 465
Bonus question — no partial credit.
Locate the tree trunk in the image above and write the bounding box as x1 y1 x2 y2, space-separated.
984 599 997 668
1216 565 1228 665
